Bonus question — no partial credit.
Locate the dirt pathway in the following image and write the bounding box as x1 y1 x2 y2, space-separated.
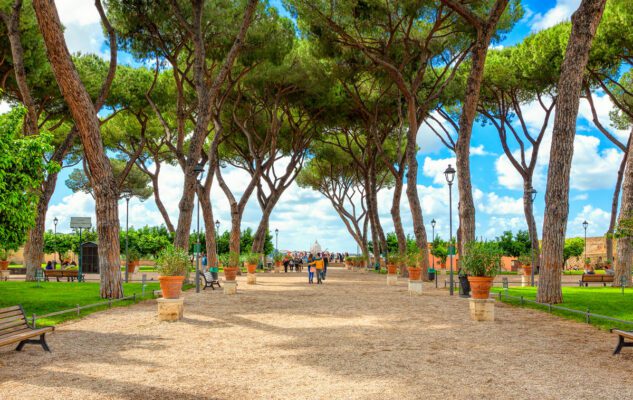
1 268 632 399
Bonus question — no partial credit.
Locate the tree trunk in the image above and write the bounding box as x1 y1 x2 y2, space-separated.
390 175 408 275
151 173 175 234
404 99 431 276
615 130 633 287
607 145 628 262
523 180 540 269
538 0 607 304
251 197 277 253
198 185 218 269
33 0 123 299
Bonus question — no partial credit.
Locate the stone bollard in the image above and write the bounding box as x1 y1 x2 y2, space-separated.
224 280 237 295
247 273 256 285
521 275 528 287
387 275 397 286
408 280 423 295
157 298 184 322
469 298 495 321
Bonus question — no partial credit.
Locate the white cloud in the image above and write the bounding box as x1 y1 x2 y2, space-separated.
573 193 589 201
470 144 495 156
56 0 101 26
422 156 456 185
578 92 631 144
475 189 524 216
529 0 580 32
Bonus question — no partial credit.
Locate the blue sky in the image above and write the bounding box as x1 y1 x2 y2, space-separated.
42 0 625 252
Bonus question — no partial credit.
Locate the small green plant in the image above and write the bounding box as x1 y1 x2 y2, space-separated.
407 249 422 267
387 253 405 265
155 246 190 276
345 256 353 263
585 257 591 265
273 252 284 263
127 248 141 262
460 241 502 277
228 251 240 267
218 253 230 267
0 248 8 261
517 252 532 266
245 252 262 265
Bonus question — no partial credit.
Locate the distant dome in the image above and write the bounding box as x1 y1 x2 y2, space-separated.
310 240 322 254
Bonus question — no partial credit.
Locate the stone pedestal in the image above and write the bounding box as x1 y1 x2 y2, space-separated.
521 275 529 287
224 280 237 295
387 274 397 286
274 265 282 273
0 270 9 281
157 298 184 322
247 273 256 285
469 298 495 321
408 280 423 295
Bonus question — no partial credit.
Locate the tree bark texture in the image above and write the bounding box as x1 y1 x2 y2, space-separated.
607 142 628 262
615 130 633 287
33 0 123 299
523 180 540 269
537 0 607 304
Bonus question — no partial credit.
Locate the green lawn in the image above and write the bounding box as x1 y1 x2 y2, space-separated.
0 281 161 327
492 286 633 331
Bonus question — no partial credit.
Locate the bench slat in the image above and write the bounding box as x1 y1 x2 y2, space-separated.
0 305 21 314
0 310 25 320
612 329 633 339
0 327 53 347
0 315 27 332
0 325 31 339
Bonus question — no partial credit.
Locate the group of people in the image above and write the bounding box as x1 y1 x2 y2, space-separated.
306 253 328 284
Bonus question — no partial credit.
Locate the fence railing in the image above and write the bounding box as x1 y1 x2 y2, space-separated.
493 291 633 327
29 291 161 328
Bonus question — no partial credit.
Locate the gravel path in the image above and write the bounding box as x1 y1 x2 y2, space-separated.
1 267 632 399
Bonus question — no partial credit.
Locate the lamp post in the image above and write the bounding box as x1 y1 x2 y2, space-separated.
529 187 537 287
194 163 205 293
444 164 456 296
122 190 132 283
53 217 58 265
583 220 589 263
431 219 436 288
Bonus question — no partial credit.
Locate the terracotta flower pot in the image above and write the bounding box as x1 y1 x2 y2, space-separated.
440 262 446 269
387 264 398 275
246 263 257 274
522 265 532 276
128 260 139 274
224 267 238 281
158 275 185 299
0 260 8 270
408 266 422 281
468 276 494 299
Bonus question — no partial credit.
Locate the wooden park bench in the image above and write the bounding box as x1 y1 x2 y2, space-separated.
610 329 633 355
579 274 614 287
44 269 78 282
201 271 221 290
0 305 54 352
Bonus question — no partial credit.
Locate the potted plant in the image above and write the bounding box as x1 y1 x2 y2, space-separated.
0 248 9 270
584 257 591 268
344 256 353 269
358 254 368 269
518 253 532 276
386 253 401 275
127 248 141 274
461 242 502 300
245 253 260 274
155 246 190 299
223 251 240 281
273 253 284 272
407 251 422 281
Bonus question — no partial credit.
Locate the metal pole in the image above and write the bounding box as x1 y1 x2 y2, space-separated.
275 230 278 254
53 219 57 264
125 196 130 283
433 224 437 289
584 226 587 261
449 183 454 296
195 193 201 293
78 228 83 282
530 196 535 287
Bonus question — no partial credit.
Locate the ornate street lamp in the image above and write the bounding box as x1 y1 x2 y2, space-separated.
444 164 456 296
53 217 58 265
583 220 589 263
194 163 205 293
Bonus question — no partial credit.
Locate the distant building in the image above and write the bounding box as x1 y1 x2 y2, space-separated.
310 240 322 255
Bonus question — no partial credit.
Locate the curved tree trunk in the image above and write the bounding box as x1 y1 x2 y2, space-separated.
523 180 539 270
607 145 628 262
198 185 218 269
33 0 123 299
390 176 408 276
615 130 633 287
23 174 57 281
538 0 607 304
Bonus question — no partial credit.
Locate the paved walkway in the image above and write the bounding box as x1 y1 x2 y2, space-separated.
1 268 632 399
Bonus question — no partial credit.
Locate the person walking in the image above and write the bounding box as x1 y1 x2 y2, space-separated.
315 253 324 284
307 253 315 284
322 254 328 280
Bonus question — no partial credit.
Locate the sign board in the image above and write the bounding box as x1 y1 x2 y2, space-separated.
70 217 92 229
448 245 456 256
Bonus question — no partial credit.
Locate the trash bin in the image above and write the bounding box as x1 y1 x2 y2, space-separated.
428 268 436 281
458 274 471 298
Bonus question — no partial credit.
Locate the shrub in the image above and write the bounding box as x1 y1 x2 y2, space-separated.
245 253 261 265
155 246 190 276
460 241 502 277
273 252 284 263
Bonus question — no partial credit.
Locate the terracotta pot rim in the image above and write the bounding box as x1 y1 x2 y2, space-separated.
467 276 494 280
158 275 185 279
